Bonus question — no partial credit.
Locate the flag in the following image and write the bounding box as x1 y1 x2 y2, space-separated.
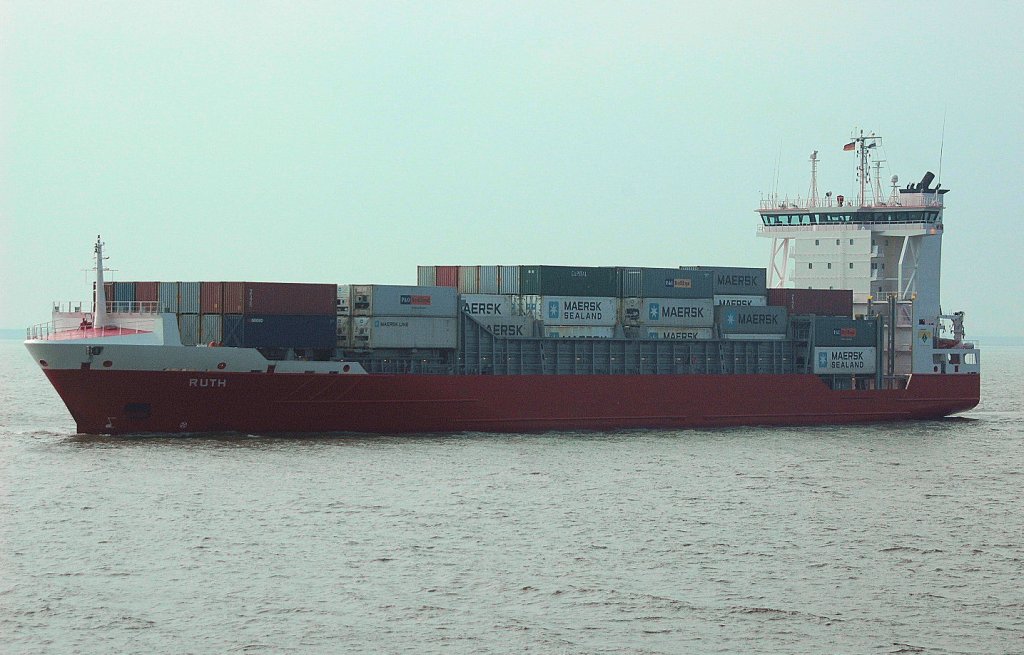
843 142 856 151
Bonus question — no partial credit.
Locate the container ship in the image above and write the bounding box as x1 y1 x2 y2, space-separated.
25 134 980 435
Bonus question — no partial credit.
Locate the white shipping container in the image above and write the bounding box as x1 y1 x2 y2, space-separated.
529 296 618 326
813 347 877 374
477 316 535 338
351 285 458 317
352 316 457 349
713 294 767 307
645 327 714 340
543 325 615 339
460 294 518 318
336 285 351 315
636 298 714 327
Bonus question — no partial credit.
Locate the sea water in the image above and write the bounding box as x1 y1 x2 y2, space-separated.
1 339 1021 654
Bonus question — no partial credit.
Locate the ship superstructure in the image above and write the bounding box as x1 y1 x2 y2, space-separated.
759 132 978 381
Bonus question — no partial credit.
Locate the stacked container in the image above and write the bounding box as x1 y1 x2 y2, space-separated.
461 294 535 338
348 285 458 349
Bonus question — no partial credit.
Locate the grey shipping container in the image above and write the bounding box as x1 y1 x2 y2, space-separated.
460 294 518 318
543 325 615 339
682 266 767 295
178 282 201 314
158 282 179 313
472 315 536 338
713 294 767 307
178 314 200 346
201 314 223 343
619 267 714 299
458 266 480 293
478 266 499 293
498 265 520 294
351 285 457 317
417 266 436 286
813 317 878 347
520 265 618 297
352 316 457 349
715 305 788 334
643 327 714 340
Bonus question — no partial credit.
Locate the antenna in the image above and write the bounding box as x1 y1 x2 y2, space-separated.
808 151 820 207
937 108 947 185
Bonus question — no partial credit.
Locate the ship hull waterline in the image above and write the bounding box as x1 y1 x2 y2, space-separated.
42 369 980 435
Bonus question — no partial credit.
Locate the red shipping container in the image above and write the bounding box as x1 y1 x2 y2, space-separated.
201 282 223 313
767 288 853 317
223 282 245 314
242 282 336 315
134 282 159 302
435 266 459 288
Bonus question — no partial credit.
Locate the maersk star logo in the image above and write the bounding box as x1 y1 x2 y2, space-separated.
547 300 560 320
648 303 660 321
818 351 828 369
725 309 737 327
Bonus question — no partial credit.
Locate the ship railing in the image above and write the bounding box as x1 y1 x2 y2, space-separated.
26 315 160 341
757 222 936 234
104 300 164 314
759 197 943 211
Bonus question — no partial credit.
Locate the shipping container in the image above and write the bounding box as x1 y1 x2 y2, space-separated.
134 282 158 303
178 314 200 346
713 294 767 307
460 294 518 318
222 282 245 314
682 266 767 295
158 282 179 313
479 316 536 338
643 327 714 340
498 265 520 294
336 285 351 315
623 297 714 327
352 316 457 349
179 282 201 314
435 266 459 288
201 314 223 344
543 326 615 339
241 314 336 349
478 266 499 293
767 288 853 317
618 267 714 299
417 266 436 286
813 317 878 347
524 296 618 326
520 265 619 297
458 265 480 293
113 281 135 312
336 316 351 347
719 333 787 340
222 314 243 347
351 285 458 317
243 282 335 315
201 282 223 314
715 305 788 334
813 347 877 374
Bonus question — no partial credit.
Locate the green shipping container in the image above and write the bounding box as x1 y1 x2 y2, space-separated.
519 265 619 297
813 317 878 347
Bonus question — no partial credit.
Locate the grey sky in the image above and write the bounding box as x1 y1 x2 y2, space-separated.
2 1 1022 336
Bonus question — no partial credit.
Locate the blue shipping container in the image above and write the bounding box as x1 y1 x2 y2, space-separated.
241 314 336 349
222 314 244 347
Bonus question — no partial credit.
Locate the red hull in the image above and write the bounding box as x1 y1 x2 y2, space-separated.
44 369 980 435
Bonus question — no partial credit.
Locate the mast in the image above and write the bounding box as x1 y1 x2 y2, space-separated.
849 130 882 206
93 235 108 329
807 151 820 207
